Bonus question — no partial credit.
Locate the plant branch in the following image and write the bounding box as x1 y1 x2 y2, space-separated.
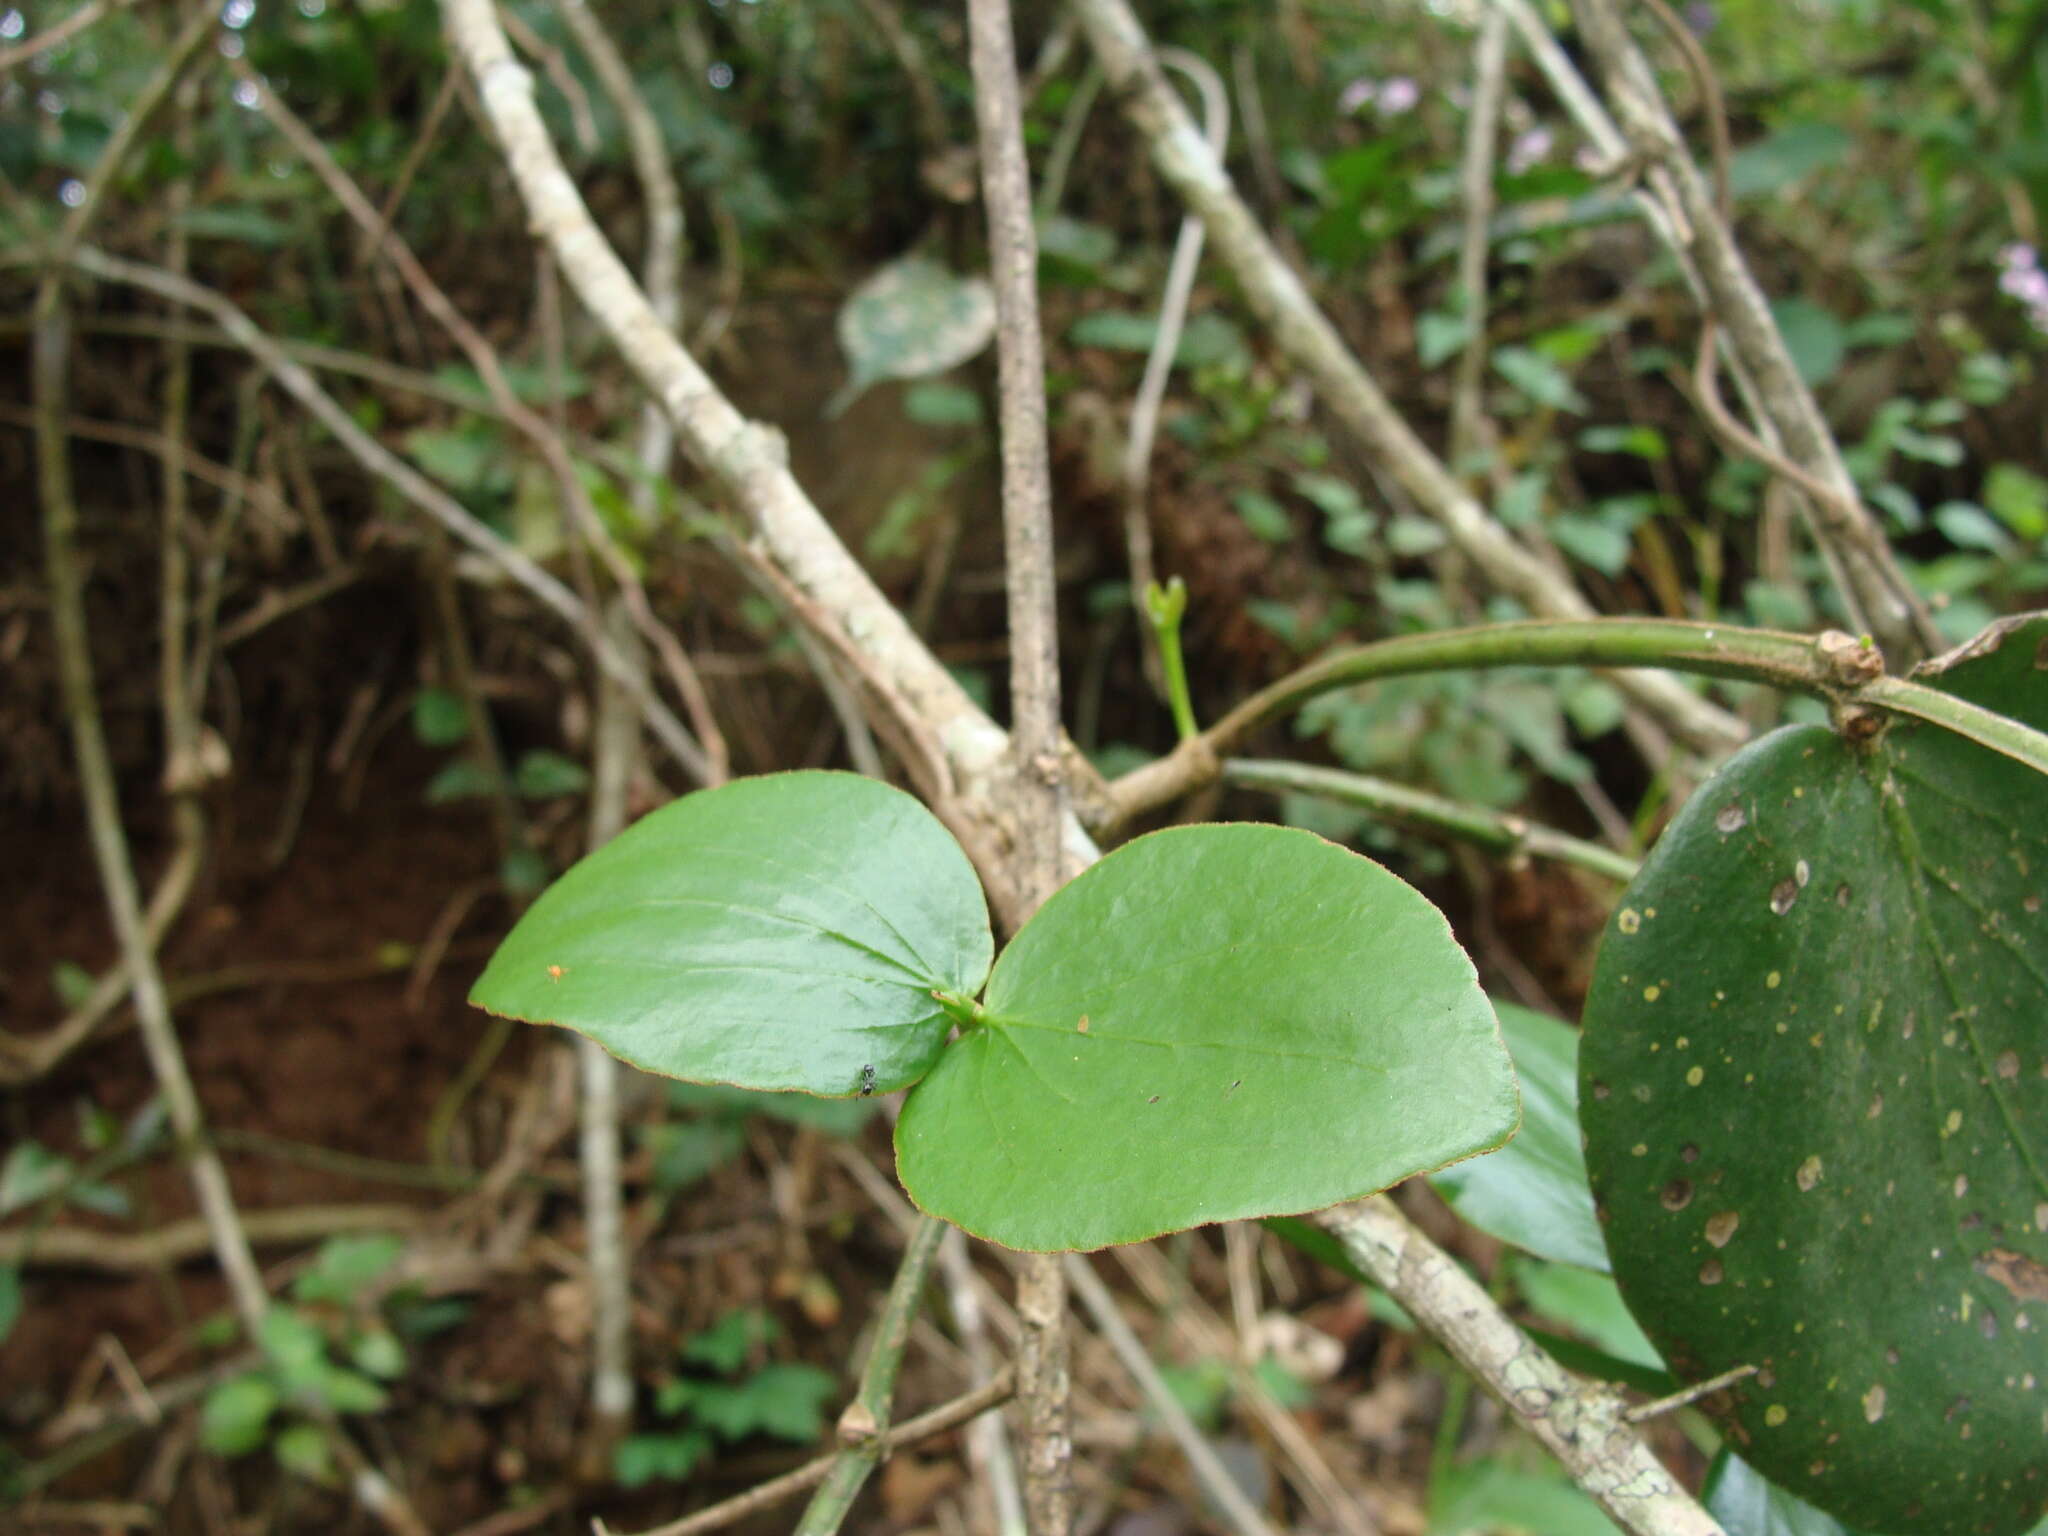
1224 759 1640 882
1120 47 1227 658
551 0 684 523
1098 619 2048 830
0 0 132 73
63 245 711 783
792 1214 949 1534
1565 0 1937 661
1317 1198 1726 1536
1063 1255 1278 1536
618 1369 1017 1536
434 0 1087 919
1450 8 1510 470
1065 0 1743 756
967 2 1074 1531
233 60 727 783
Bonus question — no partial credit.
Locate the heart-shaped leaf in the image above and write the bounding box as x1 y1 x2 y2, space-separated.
470 772 991 1098
1431 1002 1608 1272
830 255 996 416
1581 614 2048 1536
895 823 1518 1251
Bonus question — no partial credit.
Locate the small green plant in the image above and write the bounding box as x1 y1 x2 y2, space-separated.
614 1309 838 1489
470 770 1520 1252
199 1235 412 1486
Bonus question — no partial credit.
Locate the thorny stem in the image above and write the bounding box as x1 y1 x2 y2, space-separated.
1097 619 2048 832
966 0 1074 1527
791 1214 949 1534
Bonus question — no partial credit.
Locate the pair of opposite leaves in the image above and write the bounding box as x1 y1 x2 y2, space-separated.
470 771 1520 1252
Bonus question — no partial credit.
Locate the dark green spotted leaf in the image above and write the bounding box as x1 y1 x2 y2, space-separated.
895 824 1518 1251
1431 1003 1608 1272
1582 613 2048 1536
470 773 992 1098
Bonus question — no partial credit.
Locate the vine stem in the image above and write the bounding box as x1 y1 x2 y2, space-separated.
965 0 1073 1528
1224 759 1640 883
1096 619 2048 832
790 1215 950 1534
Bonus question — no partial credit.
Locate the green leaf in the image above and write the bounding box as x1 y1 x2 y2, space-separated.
1509 1257 1663 1372
689 1363 837 1443
896 823 1518 1251
349 1329 408 1381
1985 464 2048 540
315 1366 390 1415
273 1422 335 1484
51 960 96 1010
1729 123 1851 198
1769 299 1847 387
1704 1450 1871 1536
471 772 992 1098
201 1375 279 1457
0 1141 71 1216
513 749 590 799
831 256 995 415
1580 613 2048 1536
423 760 501 804
1431 1004 1607 1271
614 1430 712 1488
260 1308 330 1391
680 1308 779 1374
292 1234 405 1306
1432 1458 1620 1536
1493 346 1588 413
411 687 468 747
1418 310 1473 368
901 380 983 427
1549 514 1632 577
0 1266 21 1346
1934 501 2013 553
1231 489 1294 543
648 1118 744 1192
1578 425 1668 461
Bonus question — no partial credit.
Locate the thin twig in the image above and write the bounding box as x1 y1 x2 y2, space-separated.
551 0 685 522
1119 47 1228 673
65 245 711 783
1565 0 1936 660
233 61 727 782
791 1214 950 1534
1318 1199 1725 1536
1063 1256 1277 1536
1224 759 1640 882
966 1 1074 1530
579 599 644 1452
1449 9 1509 470
615 1370 1017 1536
1065 0 1744 756
0 0 129 73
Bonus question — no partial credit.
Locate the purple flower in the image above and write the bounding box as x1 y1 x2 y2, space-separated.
1996 242 2037 271
1507 127 1554 175
1999 265 2048 307
1377 76 1420 116
1338 77 1377 115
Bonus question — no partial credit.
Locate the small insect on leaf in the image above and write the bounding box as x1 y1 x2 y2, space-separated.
859 1064 877 1097
546 965 565 983
1076 1014 1090 1034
